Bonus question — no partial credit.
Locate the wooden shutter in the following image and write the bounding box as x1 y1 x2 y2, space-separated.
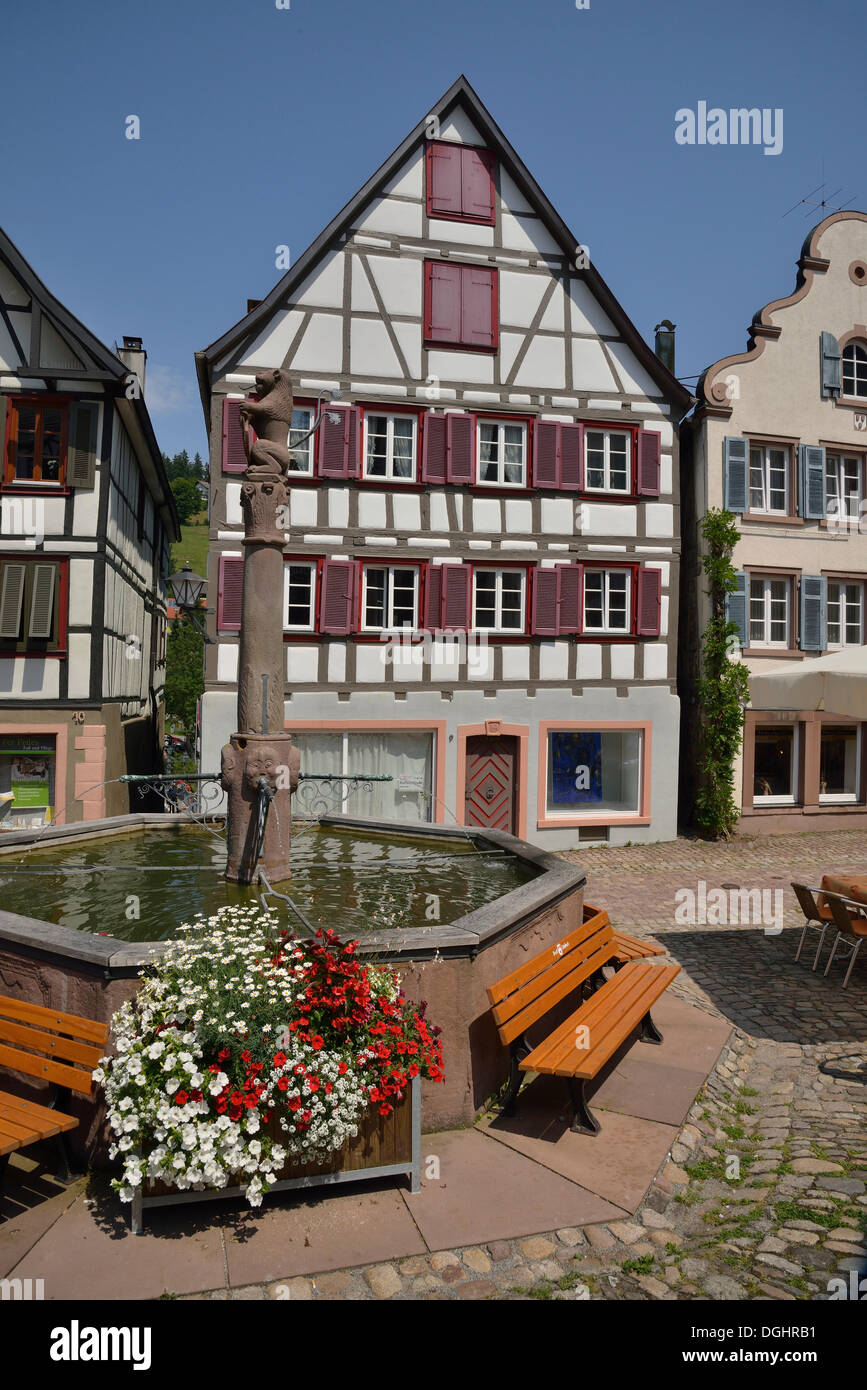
821 332 842 398
446 413 474 484
461 266 497 350
217 555 244 631
222 399 248 474
442 564 471 630
426 142 463 217
67 401 99 488
318 405 360 478
425 261 462 345
800 575 827 651
423 564 443 632
533 422 560 488
726 572 749 648
0 563 25 638
421 412 448 484
28 564 56 639
557 564 583 634
461 147 495 223
559 423 582 491
723 437 749 513
531 568 559 635
636 566 662 636
637 429 661 497
798 444 826 519
319 559 357 635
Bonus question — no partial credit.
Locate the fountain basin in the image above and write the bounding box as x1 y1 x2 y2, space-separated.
0 812 585 1141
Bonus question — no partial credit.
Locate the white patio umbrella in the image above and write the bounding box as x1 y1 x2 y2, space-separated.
748 644 867 719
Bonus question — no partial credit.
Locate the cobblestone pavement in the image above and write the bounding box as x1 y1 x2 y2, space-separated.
184 832 867 1302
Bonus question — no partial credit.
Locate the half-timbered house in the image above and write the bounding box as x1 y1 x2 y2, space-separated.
196 77 691 847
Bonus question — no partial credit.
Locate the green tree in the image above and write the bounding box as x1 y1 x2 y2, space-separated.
170 476 199 524
165 616 204 742
694 508 751 839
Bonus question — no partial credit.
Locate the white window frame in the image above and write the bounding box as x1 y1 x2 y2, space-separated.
842 342 867 399
362 411 418 484
753 726 799 806
825 454 863 523
826 579 864 649
475 419 527 489
583 429 631 494
471 567 526 633
748 444 789 514
582 568 631 635
282 561 317 632
287 406 316 476
749 575 790 648
360 565 419 632
819 724 861 804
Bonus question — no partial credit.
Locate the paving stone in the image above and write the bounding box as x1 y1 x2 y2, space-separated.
649 1229 682 1248
639 1209 670 1230
816 1177 866 1195
267 1277 313 1301
456 1280 499 1300
636 1275 671 1298
824 1241 867 1256
758 1236 788 1254
229 1286 266 1300
663 1162 690 1186
364 1265 403 1299
313 1271 353 1296
555 1227 584 1247
441 1265 468 1285
705 1274 747 1299
518 1236 558 1260
409 1275 442 1294
430 1251 460 1272
789 1159 844 1174
462 1247 492 1274
608 1221 645 1245
756 1253 806 1277
508 1266 538 1289
487 1241 512 1263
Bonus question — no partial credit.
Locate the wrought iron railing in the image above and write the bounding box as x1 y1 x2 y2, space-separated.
119 772 393 823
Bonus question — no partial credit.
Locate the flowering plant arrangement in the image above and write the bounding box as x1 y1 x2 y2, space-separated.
94 905 444 1208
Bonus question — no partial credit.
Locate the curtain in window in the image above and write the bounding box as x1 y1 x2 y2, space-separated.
346 732 432 823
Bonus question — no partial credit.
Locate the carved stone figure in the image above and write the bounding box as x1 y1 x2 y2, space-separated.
219 732 301 884
239 368 296 478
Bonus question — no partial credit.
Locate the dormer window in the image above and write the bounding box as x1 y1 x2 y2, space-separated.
425 142 496 225
842 341 867 398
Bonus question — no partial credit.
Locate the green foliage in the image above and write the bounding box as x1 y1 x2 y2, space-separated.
693 508 751 839
170 476 201 525
165 615 204 740
161 449 207 483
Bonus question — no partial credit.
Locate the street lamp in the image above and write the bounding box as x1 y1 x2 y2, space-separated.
168 562 214 642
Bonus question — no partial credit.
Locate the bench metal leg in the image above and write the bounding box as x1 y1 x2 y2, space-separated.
567 1078 600 1136
52 1133 72 1183
0 1152 9 1191
501 1036 532 1117
640 1010 663 1045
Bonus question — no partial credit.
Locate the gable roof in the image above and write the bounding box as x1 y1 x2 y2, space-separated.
0 224 179 539
195 75 692 418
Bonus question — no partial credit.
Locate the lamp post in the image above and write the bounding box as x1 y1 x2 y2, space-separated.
167 563 215 643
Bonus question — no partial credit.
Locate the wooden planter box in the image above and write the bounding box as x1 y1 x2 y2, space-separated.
130 1076 421 1234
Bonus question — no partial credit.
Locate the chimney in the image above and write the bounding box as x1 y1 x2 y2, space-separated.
654 321 676 375
117 335 147 395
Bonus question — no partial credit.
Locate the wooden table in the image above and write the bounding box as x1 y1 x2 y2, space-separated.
819 873 867 915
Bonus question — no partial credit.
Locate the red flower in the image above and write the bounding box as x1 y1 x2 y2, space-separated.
244 1094 258 1109
273 1052 287 1067
277 1077 289 1091
241 1050 252 1064
175 1090 189 1106
288 1097 301 1111
311 1036 324 1051
378 1104 391 1116
338 1061 348 1075
218 1049 230 1063
307 1077 320 1093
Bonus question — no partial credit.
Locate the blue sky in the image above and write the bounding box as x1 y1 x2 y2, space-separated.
3 0 864 457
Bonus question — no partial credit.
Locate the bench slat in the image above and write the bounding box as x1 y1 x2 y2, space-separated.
0 994 109 1047
488 912 619 1046
574 965 680 1078
0 1041 95 1096
487 910 611 1009
0 1017 106 1070
0 1091 78 1136
525 961 658 1073
612 930 664 962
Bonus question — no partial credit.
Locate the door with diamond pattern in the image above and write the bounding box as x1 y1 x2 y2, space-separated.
465 735 517 833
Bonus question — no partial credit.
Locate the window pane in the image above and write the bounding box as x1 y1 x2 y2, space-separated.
609 434 628 490
391 417 414 478
585 432 605 489
364 568 386 627
288 408 314 472
15 407 37 480
820 726 858 800
583 571 604 628
499 572 522 629
749 448 765 510
391 569 416 627
546 729 642 815
474 570 497 627
365 415 388 476
285 564 313 628
754 728 795 799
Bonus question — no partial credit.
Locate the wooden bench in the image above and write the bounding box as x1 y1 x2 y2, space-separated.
0 993 109 1188
487 909 679 1135
582 903 666 968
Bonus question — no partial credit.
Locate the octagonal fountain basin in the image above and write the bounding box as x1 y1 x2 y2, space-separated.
0 812 585 1134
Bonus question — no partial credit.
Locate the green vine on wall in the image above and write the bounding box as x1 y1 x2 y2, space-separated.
694 508 751 839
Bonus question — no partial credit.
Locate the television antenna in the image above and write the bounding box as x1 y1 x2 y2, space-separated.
783 164 857 219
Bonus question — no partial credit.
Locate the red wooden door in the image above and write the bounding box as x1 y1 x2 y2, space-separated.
465 736 518 833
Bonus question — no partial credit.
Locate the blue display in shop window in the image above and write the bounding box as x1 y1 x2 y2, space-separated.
551 731 602 805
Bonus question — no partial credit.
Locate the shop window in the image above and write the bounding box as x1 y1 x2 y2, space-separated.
0 735 56 829
290 729 433 823
819 725 861 803
545 728 643 817
753 726 798 804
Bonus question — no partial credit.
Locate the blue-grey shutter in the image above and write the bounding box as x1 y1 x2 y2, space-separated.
723 437 748 513
800 575 826 651
820 333 842 398
798 444 826 519
726 571 749 648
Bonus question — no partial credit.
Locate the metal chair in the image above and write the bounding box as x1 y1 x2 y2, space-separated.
823 892 867 989
791 883 835 970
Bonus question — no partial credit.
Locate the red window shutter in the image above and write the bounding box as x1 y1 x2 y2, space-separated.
319 560 357 635
636 566 662 636
531 568 559 636
426 142 463 217
557 564 583 634
421 412 448 484
222 399 247 474
318 405 360 478
446 413 474 484
461 266 497 350
422 564 443 631
442 564 471 630
637 428 661 497
559 423 583 491
217 555 244 631
533 421 560 488
425 261 462 344
461 147 495 223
